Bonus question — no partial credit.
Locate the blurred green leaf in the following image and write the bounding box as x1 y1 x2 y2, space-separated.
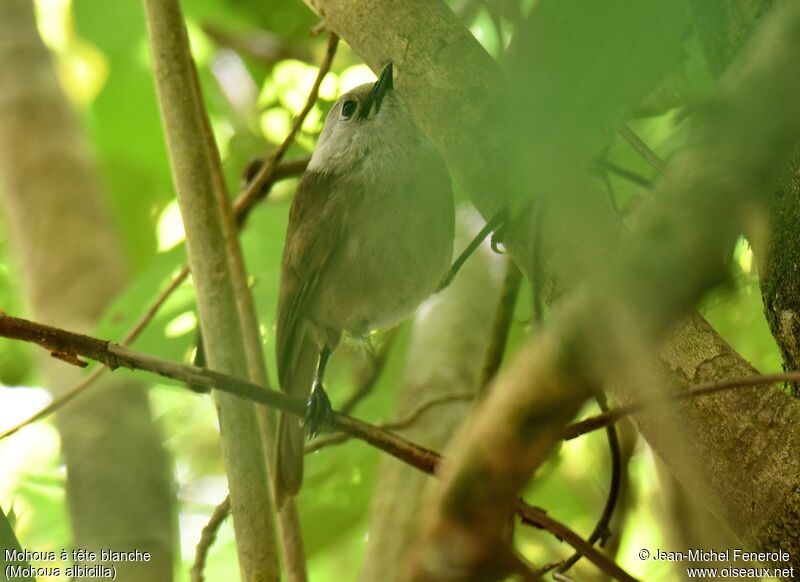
512 0 690 159
1 502 34 581
13 472 69 559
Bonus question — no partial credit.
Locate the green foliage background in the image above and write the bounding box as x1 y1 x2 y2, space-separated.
0 0 784 580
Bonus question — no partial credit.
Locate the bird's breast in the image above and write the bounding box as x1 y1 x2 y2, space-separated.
309 155 454 338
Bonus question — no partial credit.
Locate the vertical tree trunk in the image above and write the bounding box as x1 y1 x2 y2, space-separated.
0 1 175 581
143 1 282 580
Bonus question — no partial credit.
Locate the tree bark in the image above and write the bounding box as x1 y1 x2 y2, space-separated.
0 1 175 580
692 0 800 398
359 208 505 581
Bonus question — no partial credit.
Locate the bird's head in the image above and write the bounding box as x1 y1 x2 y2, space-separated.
310 63 424 172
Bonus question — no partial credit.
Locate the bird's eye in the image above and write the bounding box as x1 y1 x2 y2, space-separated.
341 100 357 119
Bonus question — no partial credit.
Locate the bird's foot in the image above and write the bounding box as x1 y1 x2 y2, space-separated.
304 381 333 438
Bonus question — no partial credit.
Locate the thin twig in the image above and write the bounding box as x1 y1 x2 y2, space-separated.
533 559 564 578
386 392 474 430
437 208 507 291
555 393 621 577
0 265 189 440
305 391 475 454
0 312 434 464
190 495 231 582
0 154 308 440
617 123 666 174
0 311 635 580
234 33 339 225
479 260 522 391
516 504 636 582
598 159 655 189
563 372 800 440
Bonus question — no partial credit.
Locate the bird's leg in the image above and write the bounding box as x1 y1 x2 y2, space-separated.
304 346 333 438
437 206 508 291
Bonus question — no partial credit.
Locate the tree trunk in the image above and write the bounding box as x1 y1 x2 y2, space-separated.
0 1 175 580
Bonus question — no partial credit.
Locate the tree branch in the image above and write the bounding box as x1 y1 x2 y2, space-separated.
0 311 632 580
563 369 800 440
0 154 308 442
479 260 522 390
190 495 231 582
617 123 666 174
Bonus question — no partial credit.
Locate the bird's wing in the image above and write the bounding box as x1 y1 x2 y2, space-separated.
276 169 345 392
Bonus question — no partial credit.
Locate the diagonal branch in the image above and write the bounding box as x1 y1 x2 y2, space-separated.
0 14 331 447
6 310 800 580
0 311 633 580
0 156 308 443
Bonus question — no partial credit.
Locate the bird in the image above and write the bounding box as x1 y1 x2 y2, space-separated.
274 63 455 504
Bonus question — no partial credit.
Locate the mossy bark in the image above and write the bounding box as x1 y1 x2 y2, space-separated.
691 0 800 398
759 151 800 396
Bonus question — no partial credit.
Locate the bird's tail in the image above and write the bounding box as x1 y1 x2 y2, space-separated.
274 336 317 507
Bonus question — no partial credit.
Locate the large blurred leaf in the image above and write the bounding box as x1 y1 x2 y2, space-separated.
512 0 690 160
217 0 317 40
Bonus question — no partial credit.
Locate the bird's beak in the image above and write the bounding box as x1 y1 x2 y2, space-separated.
359 63 393 119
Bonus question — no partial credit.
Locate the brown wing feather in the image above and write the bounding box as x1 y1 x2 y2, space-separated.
276 169 343 392
275 169 347 504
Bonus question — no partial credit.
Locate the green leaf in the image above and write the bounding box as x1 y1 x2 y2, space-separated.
512 0 690 160
1 503 35 581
